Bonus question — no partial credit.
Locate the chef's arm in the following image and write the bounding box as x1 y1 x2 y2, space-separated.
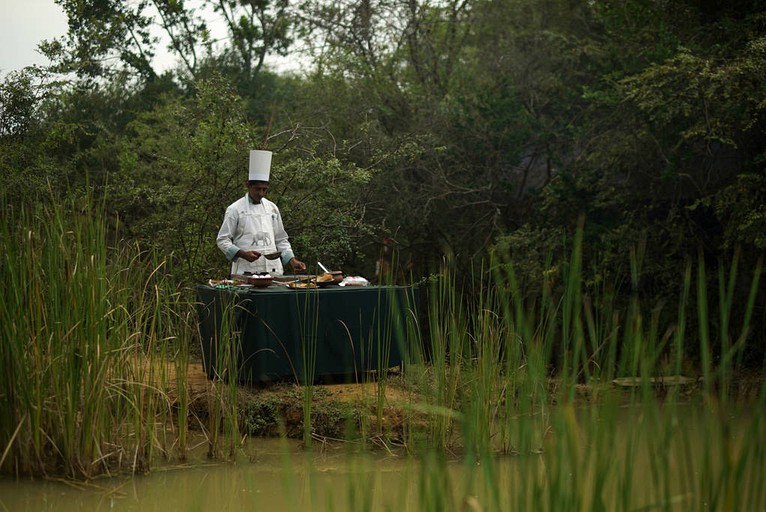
279 249 295 265
237 249 261 262
278 250 305 271
219 240 259 262
271 206 305 272
288 257 306 272
216 207 243 261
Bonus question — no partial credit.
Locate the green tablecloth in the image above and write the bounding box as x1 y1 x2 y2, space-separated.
196 285 420 383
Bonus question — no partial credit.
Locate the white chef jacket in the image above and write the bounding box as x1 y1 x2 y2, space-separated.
216 194 296 276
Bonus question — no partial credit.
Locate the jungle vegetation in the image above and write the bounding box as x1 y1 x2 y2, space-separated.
2 0 765 364
2 1 766 487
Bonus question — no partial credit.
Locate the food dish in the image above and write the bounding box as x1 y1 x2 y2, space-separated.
315 273 335 287
247 275 273 287
209 279 235 287
287 281 317 289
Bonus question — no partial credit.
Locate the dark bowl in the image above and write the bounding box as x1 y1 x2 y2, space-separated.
247 275 273 287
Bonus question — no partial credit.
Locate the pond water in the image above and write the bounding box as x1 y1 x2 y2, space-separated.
0 439 431 512
1 403 764 511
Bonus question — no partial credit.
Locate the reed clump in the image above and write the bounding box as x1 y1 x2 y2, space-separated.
370 224 765 510
0 194 187 478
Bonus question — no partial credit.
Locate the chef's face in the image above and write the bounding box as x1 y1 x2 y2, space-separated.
246 181 269 203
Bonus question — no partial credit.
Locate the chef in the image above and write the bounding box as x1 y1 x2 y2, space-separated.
216 149 307 276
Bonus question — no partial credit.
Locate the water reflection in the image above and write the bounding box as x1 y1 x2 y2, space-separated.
0 439 431 512
0 403 763 511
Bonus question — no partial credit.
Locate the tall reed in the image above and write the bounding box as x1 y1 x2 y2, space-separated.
298 288 320 447
202 289 244 458
421 265 467 450
386 220 764 510
0 191 184 477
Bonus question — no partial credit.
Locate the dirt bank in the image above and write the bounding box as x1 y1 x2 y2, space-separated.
177 361 423 442
172 360 763 446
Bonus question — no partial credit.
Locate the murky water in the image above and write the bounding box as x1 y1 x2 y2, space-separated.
1 403 764 511
0 439 431 512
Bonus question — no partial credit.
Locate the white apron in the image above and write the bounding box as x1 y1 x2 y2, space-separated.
231 206 285 276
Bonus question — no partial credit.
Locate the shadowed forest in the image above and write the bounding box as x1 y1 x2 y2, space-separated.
4 1 765 321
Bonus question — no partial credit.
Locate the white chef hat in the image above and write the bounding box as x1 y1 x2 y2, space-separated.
248 150 272 181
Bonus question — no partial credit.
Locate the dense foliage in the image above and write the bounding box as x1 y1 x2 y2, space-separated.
2 0 764 365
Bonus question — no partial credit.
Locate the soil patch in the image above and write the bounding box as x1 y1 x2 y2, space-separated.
169 360 763 445
173 361 424 442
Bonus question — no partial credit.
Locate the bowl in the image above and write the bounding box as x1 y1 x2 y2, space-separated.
246 275 273 287
315 271 343 287
315 273 335 287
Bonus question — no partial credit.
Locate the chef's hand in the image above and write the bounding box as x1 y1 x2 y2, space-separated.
289 258 307 273
237 249 262 262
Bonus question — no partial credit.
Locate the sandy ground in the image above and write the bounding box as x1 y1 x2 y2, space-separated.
176 362 420 404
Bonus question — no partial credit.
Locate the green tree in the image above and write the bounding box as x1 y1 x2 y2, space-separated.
113 74 255 279
112 73 374 281
41 0 295 83
43 0 160 80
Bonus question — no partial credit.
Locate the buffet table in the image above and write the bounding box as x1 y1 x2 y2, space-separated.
196 284 420 384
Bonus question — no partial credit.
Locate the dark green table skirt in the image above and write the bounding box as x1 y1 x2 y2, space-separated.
196 285 420 383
